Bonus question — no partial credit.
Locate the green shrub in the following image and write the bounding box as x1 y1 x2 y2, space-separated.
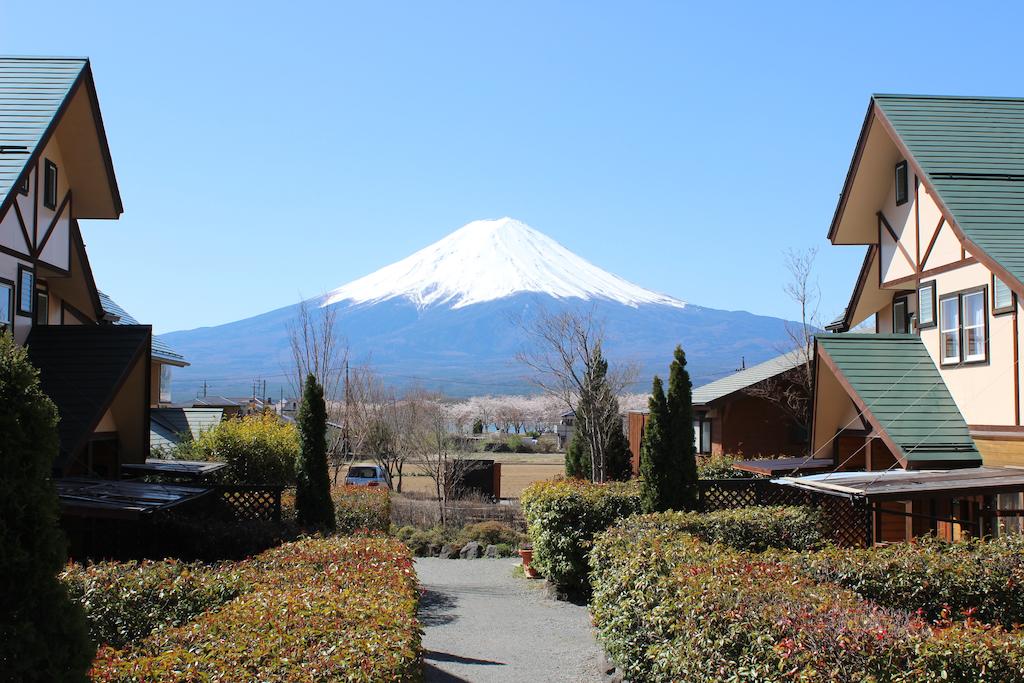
395 525 447 556
589 523 1024 682
453 521 525 549
493 543 512 557
91 536 421 681
623 506 824 552
0 332 93 680
795 533 1024 628
696 453 757 479
520 478 642 596
333 485 391 534
173 413 298 485
61 560 248 649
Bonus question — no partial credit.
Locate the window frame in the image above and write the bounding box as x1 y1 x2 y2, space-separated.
892 295 910 334
18 170 29 195
938 285 989 368
34 289 49 326
693 413 712 455
16 265 33 317
43 159 57 210
917 280 937 329
895 160 909 206
0 277 13 333
992 274 1016 316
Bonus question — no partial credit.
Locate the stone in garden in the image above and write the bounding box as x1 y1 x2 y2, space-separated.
484 544 501 558
460 541 482 559
427 543 440 557
438 544 457 559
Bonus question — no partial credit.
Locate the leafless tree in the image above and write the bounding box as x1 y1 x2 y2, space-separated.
287 298 346 403
516 307 636 482
412 392 484 527
744 247 819 432
346 366 412 491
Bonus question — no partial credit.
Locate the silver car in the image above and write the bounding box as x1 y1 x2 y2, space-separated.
344 464 390 488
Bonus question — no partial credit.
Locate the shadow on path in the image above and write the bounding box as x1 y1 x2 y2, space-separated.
425 650 505 666
419 588 458 627
423 650 504 683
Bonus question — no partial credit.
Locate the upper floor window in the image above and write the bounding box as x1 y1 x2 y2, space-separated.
940 286 988 366
35 291 48 326
895 161 909 206
993 275 1015 315
43 159 57 209
160 364 173 404
893 296 910 334
18 172 28 195
918 280 936 328
0 280 12 332
17 266 33 316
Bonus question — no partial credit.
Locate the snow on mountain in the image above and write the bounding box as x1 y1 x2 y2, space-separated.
322 217 686 310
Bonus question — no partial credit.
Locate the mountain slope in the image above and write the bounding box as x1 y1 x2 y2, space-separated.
161 218 798 399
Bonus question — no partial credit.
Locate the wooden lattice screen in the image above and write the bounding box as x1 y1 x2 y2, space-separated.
215 485 283 523
698 479 870 547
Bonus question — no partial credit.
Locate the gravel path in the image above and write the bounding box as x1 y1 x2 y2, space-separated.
415 558 605 682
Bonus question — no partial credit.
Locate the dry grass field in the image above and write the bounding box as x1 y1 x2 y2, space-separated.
363 454 565 499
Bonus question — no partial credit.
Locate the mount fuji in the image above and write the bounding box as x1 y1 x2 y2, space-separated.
160 218 799 399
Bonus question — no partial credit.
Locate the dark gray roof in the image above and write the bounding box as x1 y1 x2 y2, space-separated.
0 57 86 202
692 351 805 406
98 291 187 366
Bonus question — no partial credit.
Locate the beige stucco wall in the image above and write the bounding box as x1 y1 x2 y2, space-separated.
812 358 862 457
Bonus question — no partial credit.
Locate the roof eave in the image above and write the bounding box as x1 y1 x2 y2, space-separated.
827 97 878 243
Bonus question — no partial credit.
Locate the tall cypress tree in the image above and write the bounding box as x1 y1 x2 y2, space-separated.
0 333 93 681
640 376 671 512
666 345 698 510
604 418 633 481
564 428 590 479
295 374 335 531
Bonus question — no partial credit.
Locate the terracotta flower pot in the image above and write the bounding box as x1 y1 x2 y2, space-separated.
518 548 539 578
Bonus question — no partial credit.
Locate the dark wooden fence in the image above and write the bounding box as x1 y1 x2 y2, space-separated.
214 485 283 523
698 478 871 547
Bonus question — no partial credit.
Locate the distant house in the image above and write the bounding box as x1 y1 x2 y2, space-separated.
150 407 224 452
555 410 575 449
187 395 243 418
626 351 809 473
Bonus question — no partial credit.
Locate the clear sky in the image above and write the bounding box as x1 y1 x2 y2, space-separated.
4 2 1023 334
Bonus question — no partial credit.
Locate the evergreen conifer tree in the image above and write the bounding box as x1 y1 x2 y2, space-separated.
0 333 93 680
666 345 698 510
564 428 590 479
639 376 671 512
295 373 335 531
604 418 633 481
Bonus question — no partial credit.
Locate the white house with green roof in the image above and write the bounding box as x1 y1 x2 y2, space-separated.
809 94 1024 541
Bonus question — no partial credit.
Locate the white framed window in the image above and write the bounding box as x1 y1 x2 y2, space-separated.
962 289 986 362
0 280 12 332
993 275 1015 315
17 266 33 316
693 415 712 455
918 281 936 328
939 295 960 364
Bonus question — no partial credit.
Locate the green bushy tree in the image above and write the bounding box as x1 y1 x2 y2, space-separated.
565 428 590 479
666 346 698 510
604 418 633 481
640 376 672 512
295 374 335 531
0 333 93 680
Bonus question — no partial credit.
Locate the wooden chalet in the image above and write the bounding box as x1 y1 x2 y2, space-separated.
796 94 1024 542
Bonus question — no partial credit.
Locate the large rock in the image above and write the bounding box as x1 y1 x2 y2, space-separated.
460 541 482 559
438 544 457 559
427 543 441 557
484 544 501 558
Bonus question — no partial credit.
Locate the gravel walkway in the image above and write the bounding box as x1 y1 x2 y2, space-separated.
415 558 605 682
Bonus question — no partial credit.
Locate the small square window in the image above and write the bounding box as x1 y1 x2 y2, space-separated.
918 281 936 328
17 266 33 316
43 159 57 210
993 275 1015 315
895 161 909 206
35 291 48 326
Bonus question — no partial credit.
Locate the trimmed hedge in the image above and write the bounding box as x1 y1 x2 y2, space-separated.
622 505 825 552
795 533 1024 628
333 485 391 534
590 521 1024 682
520 479 642 596
61 560 248 649
90 536 421 682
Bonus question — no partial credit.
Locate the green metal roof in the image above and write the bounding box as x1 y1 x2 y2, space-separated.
693 350 805 406
817 333 980 464
0 57 87 204
875 94 1024 288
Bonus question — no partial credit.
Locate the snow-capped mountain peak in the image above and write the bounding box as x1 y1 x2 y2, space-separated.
322 217 686 310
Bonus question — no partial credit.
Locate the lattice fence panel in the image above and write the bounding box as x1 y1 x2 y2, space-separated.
216 486 283 522
697 479 869 547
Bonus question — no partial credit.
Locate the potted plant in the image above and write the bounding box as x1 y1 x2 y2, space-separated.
518 543 539 579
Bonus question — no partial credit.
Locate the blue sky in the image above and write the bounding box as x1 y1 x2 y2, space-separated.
4 2 1023 334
